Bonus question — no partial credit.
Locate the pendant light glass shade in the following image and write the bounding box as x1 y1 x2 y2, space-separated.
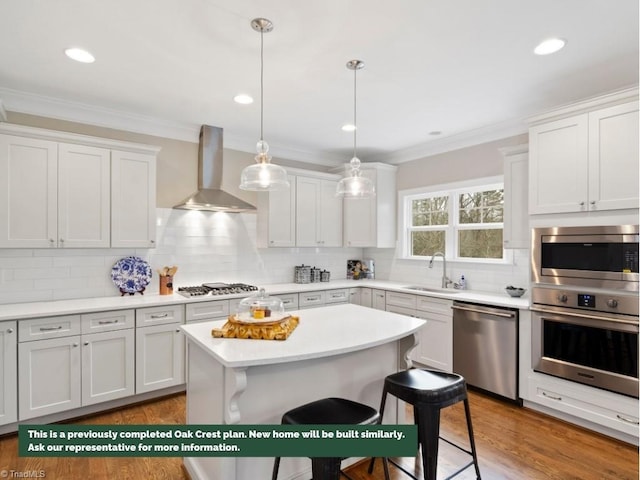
239 18 290 192
336 59 375 198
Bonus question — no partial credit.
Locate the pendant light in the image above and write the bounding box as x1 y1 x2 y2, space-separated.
239 18 289 191
336 59 375 198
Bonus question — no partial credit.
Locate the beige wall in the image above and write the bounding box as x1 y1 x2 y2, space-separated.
396 133 528 191
5 112 322 208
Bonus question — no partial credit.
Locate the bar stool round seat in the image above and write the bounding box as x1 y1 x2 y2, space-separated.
370 369 481 480
272 397 389 480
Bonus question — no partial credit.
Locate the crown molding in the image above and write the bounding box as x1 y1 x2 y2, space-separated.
374 117 529 165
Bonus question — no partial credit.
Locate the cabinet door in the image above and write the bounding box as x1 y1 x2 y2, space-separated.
264 174 296 247
81 328 135 406
588 102 639 211
136 323 184 394
503 150 529 249
372 289 386 310
349 288 362 305
19 336 81 420
343 196 375 247
529 115 589 214
319 179 343 247
296 176 321 246
58 143 111 248
0 321 17 426
413 297 453 371
111 150 157 248
0 135 58 248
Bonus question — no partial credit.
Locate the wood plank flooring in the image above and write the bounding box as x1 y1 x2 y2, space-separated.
0 390 636 479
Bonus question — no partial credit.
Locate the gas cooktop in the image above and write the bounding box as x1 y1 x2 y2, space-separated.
177 283 259 298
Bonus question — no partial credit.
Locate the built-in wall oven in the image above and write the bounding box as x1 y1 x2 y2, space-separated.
531 286 638 398
531 225 640 398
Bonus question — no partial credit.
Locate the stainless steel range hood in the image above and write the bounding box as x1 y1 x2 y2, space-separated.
173 125 256 212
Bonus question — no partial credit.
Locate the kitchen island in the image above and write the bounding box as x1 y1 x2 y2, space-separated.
180 303 425 480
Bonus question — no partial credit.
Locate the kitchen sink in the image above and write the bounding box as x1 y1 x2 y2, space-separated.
403 286 461 294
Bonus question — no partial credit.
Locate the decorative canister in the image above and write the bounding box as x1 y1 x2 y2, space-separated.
320 270 331 282
294 265 311 284
310 267 321 283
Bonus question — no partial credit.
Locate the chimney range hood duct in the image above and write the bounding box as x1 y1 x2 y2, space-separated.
173 125 256 212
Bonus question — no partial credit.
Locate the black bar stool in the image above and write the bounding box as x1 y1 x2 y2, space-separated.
369 369 481 480
272 397 390 480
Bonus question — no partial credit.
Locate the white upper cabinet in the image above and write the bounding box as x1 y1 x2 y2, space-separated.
257 174 296 247
0 135 58 248
500 144 529 249
0 124 159 249
111 150 157 248
528 91 638 215
258 169 342 248
588 102 639 211
337 163 397 248
58 143 111 248
295 176 342 247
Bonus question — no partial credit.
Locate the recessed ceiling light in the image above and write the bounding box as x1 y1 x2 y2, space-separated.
64 47 95 63
234 94 253 104
341 124 356 132
534 38 566 55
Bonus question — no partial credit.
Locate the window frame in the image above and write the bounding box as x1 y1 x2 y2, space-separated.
399 176 510 264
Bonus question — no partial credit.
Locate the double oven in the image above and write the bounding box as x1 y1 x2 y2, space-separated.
531 225 639 398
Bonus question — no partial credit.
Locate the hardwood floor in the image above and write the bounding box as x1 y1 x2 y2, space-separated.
0 390 636 479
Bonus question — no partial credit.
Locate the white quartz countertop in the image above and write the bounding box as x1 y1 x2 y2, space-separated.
0 279 529 322
180 303 426 368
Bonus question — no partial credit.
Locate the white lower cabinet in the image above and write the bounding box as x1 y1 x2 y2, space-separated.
135 305 185 394
0 321 17 426
372 289 386 310
298 291 326 309
413 297 453 372
81 328 134 406
18 311 135 420
385 292 452 372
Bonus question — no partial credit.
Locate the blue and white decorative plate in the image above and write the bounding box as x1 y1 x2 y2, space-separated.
111 256 152 295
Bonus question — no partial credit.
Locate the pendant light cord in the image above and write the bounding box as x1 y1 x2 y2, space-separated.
260 27 264 143
353 66 357 159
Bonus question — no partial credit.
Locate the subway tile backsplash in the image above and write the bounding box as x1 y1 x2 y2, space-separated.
0 208 530 305
0 208 362 305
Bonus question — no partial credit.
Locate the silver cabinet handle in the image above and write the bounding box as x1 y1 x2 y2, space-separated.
542 391 562 401
6 328 13 334
72 343 79 347
49 238 55 245
84 342 89 346
579 201 585 206
150 313 169 319
451 304 515 318
616 414 639 425
59 238 64 244
175 329 181 333
39 326 63 331
98 320 118 324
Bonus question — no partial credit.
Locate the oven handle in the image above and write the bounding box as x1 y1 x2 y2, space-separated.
531 306 639 326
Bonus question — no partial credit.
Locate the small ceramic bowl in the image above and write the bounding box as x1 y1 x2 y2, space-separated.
505 286 526 297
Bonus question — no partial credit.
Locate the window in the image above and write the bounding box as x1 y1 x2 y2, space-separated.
401 178 505 262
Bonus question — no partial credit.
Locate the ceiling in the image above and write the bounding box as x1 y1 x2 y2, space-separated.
0 0 637 166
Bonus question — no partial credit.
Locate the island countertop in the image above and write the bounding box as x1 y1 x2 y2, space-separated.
180 303 426 368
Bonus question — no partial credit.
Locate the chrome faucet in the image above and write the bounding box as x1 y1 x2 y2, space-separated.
429 252 452 289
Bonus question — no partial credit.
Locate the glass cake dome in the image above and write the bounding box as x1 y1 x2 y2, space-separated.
237 288 286 321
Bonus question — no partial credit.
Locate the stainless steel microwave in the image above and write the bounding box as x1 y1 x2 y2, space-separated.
531 225 639 291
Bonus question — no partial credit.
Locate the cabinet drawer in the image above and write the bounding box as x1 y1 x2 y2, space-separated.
136 305 184 327
82 309 134 333
325 288 349 304
386 304 416 317
185 300 229 323
386 292 417 309
279 293 299 311
416 296 453 315
19 315 81 342
298 291 325 308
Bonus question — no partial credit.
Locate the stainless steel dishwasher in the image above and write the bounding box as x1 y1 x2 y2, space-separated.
452 301 519 402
